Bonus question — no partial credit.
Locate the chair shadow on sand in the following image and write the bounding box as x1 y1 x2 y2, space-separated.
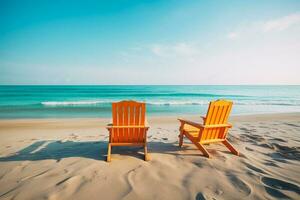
0 139 200 162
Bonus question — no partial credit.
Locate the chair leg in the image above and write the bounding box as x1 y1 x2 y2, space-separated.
107 143 112 162
144 145 150 161
194 142 210 158
179 131 184 147
222 139 239 156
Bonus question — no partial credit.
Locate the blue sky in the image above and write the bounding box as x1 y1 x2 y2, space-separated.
1 0 300 84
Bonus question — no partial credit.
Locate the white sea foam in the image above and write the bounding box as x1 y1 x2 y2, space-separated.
40 100 300 106
41 100 109 106
147 100 209 106
41 100 211 106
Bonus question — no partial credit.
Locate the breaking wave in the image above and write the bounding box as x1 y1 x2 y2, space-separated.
40 100 300 106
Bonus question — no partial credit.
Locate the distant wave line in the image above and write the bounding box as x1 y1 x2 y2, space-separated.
0 93 249 98
40 100 300 106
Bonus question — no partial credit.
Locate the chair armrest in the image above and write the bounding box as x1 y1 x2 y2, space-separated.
178 118 232 129
203 123 232 128
178 118 204 129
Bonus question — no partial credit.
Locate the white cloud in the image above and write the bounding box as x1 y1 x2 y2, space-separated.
227 13 300 40
227 32 239 40
263 13 300 32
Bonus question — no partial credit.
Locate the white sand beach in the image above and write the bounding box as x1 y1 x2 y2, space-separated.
0 113 299 200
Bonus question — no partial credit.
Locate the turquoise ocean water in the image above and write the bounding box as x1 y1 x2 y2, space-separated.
0 85 299 119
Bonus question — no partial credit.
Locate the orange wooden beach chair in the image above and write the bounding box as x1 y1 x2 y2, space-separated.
178 99 239 158
106 100 150 162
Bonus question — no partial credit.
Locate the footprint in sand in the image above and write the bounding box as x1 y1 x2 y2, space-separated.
227 136 238 143
244 162 266 174
264 161 279 167
215 189 223 195
270 144 300 160
195 193 207 200
245 147 254 151
284 123 300 128
240 134 265 143
261 176 300 195
227 173 251 196
272 143 297 152
239 127 257 133
270 138 287 143
257 143 275 150
264 186 291 199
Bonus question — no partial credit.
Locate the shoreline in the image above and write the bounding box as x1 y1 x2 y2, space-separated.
1 111 299 121
0 112 299 127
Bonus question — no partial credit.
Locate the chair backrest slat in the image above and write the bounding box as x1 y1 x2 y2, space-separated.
140 104 145 126
135 104 141 125
112 103 118 142
129 103 135 142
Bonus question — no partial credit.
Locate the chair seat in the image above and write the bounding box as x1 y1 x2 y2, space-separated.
183 124 201 139
183 124 200 132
